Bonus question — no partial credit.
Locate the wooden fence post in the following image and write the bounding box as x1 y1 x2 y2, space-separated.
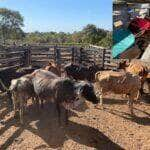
24 48 27 67
54 45 61 75
28 47 31 66
71 47 75 63
102 49 105 69
54 45 56 62
25 48 31 67
79 47 83 64
93 50 96 65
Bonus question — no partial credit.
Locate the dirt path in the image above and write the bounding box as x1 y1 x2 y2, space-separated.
0 94 150 150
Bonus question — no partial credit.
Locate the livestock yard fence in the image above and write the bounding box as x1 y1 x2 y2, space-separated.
0 44 117 72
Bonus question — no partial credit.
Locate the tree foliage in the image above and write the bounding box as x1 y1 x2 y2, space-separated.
0 8 112 48
0 8 24 43
98 32 112 48
82 24 107 44
24 24 112 48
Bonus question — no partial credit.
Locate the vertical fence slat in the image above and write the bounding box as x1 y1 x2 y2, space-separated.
55 45 61 75
71 47 75 63
0 45 117 71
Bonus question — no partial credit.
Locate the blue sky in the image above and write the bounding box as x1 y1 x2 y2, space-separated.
0 0 112 32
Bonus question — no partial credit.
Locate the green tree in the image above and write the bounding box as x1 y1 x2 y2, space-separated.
72 31 83 43
0 8 24 44
82 24 107 44
23 24 111 47
98 32 112 48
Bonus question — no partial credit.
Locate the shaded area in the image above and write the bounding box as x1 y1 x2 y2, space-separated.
0 102 123 149
1 95 149 149
102 98 128 105
104 107 150 126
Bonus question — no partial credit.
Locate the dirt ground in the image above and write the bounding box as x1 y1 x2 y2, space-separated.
0 94 150 150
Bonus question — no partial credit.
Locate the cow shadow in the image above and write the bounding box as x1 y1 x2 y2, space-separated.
26 115 123 149
104 107 150 126
28 103 123 149
97 98 150 126
0 111 21 149
0 102 123 149
0 98 14 134
102 98 128 105
102 98 143 105
0 103 11 121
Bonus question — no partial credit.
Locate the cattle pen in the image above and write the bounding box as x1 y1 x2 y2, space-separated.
0 44 150 150
0 44 117 72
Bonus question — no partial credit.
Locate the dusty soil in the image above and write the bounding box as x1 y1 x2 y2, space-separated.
0 94 150 150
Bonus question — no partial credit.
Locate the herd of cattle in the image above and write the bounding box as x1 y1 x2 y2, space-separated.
0 59 149 125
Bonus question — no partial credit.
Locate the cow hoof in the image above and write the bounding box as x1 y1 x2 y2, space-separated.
94 104 104 110
94 105 101 109
94 104 99 109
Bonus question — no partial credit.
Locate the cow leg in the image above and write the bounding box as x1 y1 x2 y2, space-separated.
32 96 40 112
12 92 18 119
32 97 36 105
36 98 40 112
100 94 103 105
56 103 61 126
126 94 130 105
128 95 134 116
13 103 18 118
7 91 13 109
19 97 24 125
99 92 104 109
135 90 141 103
23 99 28 115
41 99 44 109
65 109 69 125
